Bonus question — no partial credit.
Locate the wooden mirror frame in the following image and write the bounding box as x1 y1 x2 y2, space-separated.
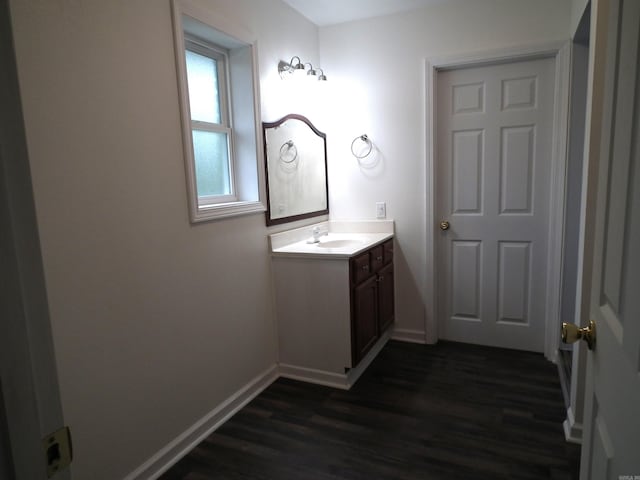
263 114 329 226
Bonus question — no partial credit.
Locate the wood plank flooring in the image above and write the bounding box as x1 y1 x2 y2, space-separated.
160 341 581 480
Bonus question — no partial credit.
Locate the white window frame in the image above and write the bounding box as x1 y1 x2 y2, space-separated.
185 37 236 205
171 0 266 223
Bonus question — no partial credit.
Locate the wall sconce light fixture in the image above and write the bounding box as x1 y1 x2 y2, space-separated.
279 56 327 81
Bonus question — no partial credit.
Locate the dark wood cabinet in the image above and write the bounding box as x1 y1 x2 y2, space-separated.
377 262 394 333
350 239 394 365
352 275 379 362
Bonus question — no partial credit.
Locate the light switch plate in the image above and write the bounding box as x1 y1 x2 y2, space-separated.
376 202 386 219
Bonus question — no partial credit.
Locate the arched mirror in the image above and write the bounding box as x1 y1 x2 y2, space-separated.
263 114 329 226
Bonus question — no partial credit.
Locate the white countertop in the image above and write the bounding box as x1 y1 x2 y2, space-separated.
269 220 394 259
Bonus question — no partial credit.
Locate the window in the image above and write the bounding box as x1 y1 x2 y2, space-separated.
171 0 266 222
185 40 234 204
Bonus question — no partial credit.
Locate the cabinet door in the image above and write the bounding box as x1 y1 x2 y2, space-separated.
370 245 384 273
351 251 371 285
383 240 394 265
352 275 378 364
377 262 394 333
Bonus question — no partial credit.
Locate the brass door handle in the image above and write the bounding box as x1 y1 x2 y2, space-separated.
440 221 450 231
561 320 596 350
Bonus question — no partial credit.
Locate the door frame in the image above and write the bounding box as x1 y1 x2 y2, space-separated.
0 0 69 477
424 41 571 361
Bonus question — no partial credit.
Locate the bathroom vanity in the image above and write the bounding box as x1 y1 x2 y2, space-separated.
269 221 394 389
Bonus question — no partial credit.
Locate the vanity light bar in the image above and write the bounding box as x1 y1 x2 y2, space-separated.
278 56 327 81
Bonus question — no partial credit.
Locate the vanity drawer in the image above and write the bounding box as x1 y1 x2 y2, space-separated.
370 245 384 273
383 240 394 264
351 251 371 285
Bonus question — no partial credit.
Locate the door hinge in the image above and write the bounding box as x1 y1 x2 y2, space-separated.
42 426 73 478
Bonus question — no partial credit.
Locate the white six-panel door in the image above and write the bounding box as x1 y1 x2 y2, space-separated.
581 0 640 476
436 57 555 352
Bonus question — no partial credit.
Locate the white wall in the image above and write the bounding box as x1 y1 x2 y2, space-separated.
8 0 576 476
319 0 572 336
8 0 319 478
571 0 590 37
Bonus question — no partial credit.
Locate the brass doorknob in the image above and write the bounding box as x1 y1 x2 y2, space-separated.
440 221 450 231
561 320 596 350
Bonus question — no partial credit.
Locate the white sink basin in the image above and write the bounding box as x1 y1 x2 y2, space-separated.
272 232 390 256
269 222 394 258
316 238 364 249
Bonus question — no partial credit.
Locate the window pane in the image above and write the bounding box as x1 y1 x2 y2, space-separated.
192 130 231 198
185 50 221 124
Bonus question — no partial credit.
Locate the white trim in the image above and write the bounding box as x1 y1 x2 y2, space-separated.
429 41 566 71
425 41 571 357
544 42 572 361
123 365 279 480
278 364 352 389
194 199 265 221
391 328 427 344
424 60 438 345
177 0 256 44
171 0 266 224
124 330 393 479
0 3 69 476
280 330 391 390
562 406 583 444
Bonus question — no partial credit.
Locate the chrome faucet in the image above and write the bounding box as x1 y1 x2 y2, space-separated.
308 225 326 243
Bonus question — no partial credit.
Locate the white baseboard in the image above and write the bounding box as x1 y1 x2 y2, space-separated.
279 329 391 390
279 363 351 389
346 329 391 385
563 406 583 444
123 364 279 480
391 327 427 344
125 331 395 478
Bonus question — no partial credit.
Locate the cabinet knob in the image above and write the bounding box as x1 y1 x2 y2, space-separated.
362 265 369 271
376 255 383 261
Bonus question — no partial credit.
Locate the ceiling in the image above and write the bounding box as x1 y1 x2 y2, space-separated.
281 0 449 26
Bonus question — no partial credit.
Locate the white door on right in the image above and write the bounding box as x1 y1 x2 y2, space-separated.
581 0 640 477
436 57 556 352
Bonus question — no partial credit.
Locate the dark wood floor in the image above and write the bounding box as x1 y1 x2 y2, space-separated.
161 341 581 480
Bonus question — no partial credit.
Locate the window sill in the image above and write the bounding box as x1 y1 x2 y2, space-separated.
191 200 266 223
